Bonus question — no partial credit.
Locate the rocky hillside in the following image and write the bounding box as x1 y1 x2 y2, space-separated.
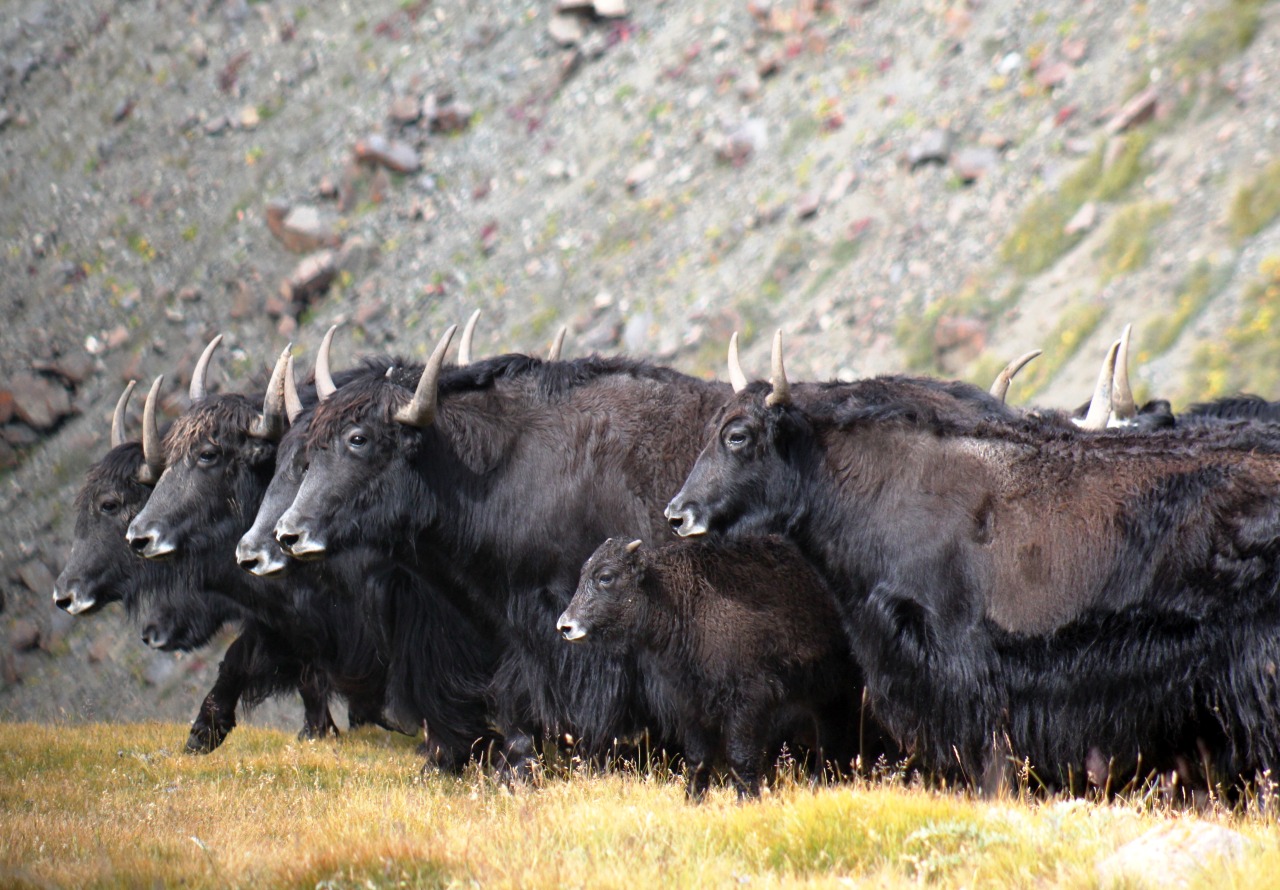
3 0 1280 729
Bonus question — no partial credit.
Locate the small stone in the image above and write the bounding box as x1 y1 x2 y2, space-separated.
8 373 73 430
795 191 821 219
17 560 54 596
548 13 584 47
203 114 229 136
756 52 782 79
268 203 337 253
354 298 385 328
238 105 260 129
429 99 473 134
737 71 762 101
951 145 999 182
9 620 41 652
555 0 594 11
87 634 115 664
824 170 857 204
111 95 136 123
277 315 298 337
1064 200 1098 235
1035 60 1071 89
479 221 500 255
906 128 954 169
317 175 339 199
1108 86 1159 134
0 391 13 424
335 235 377 276
178 285 202 302
354 134 420 174
389 94 421 125
715 118 768 165
997 52 1022 76
625 159 657 191
593 0 628 17
1061 38 1088 63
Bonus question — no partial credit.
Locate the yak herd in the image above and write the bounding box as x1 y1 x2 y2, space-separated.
51 316 1280 802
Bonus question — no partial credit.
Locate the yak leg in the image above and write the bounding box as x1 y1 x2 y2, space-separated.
186 631 260 754
297 670 339 741
682 730 717 803
724 710 767 801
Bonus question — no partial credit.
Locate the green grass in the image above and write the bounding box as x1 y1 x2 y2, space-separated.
3 723 1280 889
1170 0 1267 81
1140 260 1231 360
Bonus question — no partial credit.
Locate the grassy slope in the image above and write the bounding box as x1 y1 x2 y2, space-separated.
2 724 1278 889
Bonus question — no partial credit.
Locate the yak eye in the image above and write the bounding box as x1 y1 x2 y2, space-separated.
724 427 750 449
597 572 615 587
99 499 119 515
347 432 368 450
197 448 219 465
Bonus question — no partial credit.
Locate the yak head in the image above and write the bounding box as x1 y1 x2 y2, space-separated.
55 382 163 615
666 332 813 540
275 326 457 561
127 337 290 560
557 538 648 646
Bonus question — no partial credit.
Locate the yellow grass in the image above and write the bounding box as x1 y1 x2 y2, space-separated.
2 722 1279 888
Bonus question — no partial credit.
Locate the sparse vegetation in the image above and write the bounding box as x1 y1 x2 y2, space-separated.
1005 300 1107 400
1226 157 1280 243
1140 260 1231 360
1184 255 1280 402
1171 0 1267 81
999 132 1150 276
1098 201 1171 281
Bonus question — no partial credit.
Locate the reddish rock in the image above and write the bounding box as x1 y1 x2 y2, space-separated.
267 203 337 254
88 634 114 664
1064 200 1098 236
9 620 41 652
933 315 986 362
8 373 72 430
479 221 500 256
716 118 767 165
354 298 386 328
625 159 657 191
1035 60 1071 89
428 99 473 134
0 391 14 425
229 280 255 320
592 0 628 16
1061 38 1088 63
354 134 421 174
1107 86 1159 133
280 250 337 306
105 325 130 350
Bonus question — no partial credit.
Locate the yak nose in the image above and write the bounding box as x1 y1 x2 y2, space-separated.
557 611 587 642
141 623 170 650
664 500 708 537
52 587 75 612
235 538 289 576
126 521 176 559
275 519 326 559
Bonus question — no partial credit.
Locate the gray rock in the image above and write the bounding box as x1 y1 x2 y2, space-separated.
17 560 54 596
280 250 337 306
549 13 584 47
907 129 954 169
9 620 41 652
354 134 420 174
951 146 999 183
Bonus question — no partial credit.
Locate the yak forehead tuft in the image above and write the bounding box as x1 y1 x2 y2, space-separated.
164 395 260 461
75 442 147 511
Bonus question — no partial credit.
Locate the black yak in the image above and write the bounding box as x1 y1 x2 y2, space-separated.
667 332 1280 795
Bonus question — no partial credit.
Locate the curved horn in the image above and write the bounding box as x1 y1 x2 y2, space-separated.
188 334 223 402
394 325 458 428
765 329 791 408
139 375 165 485
1111 324 1135 422
458 309 480 366
315 325 339 401
728 332 748 393
1078 340 1120 431
547 326 567 362
110 380 137 449
625 539 643 553
989 350 1043 403
283 354 304 424
249 344 291 440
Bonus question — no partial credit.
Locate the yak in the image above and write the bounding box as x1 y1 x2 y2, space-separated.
234 346 500 770
558 536 890 800
666 332 1280 796
118 346 392 751
54 381 348 750
274 326 733 773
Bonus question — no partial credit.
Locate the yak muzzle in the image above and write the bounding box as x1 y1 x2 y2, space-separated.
557 611 587 642
663 499 709 537
53 583 96 615
235 537 290 577
274 519 327 560
125 520 177 559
